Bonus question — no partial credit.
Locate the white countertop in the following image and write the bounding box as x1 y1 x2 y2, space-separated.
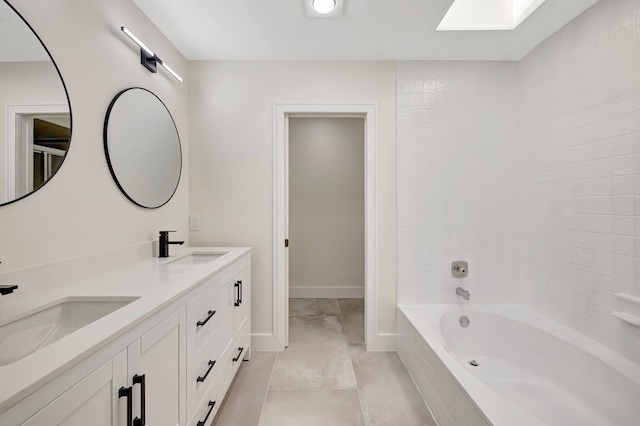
0 246 251 413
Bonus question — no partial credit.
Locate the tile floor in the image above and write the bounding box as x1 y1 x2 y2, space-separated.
212 298 436 426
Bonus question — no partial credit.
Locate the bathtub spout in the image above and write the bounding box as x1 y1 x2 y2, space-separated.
456 287 470 300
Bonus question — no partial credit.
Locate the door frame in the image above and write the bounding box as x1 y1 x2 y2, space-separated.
5 103 70 200
273 103 377 349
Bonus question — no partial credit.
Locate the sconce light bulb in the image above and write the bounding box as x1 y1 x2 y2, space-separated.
160 61 183 82
121 27 155 57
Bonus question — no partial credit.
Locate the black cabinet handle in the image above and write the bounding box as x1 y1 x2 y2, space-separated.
133 374 146 426
118 386 133 426
197 360 216 383
197 400 216 426
233 347 244 362
239 280 243 304
197 310 216 327
234 281 240 307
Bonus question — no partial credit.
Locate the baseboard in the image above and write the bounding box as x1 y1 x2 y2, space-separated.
289 286 364 299
251 333 285 352
367 333 398 352
252 331 396 352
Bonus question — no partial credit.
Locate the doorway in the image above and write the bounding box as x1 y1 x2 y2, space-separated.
288 117 365 344
273 104 378 350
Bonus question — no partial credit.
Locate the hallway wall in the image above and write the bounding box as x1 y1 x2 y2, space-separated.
289 117 365 298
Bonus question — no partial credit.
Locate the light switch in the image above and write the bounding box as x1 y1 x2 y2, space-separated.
189 216 200 231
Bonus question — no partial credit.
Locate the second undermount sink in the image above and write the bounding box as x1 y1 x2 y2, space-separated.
166 252 227 266
0 296 138 366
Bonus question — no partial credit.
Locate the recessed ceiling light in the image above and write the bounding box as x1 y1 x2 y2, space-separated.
305 0 343 18
312 0 336 14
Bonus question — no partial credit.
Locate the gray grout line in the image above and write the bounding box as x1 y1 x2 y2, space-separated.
257 337 281 424
348 343 370 426
339 299 370 425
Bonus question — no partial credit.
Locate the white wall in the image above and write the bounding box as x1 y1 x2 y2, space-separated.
0 0 189 274
518 0 640 362
0 61 67 202
289 117 365 296
188 61 397 336
397 61 519 305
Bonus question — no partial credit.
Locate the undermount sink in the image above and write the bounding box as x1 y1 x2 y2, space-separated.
166 252 227 266
0 297 138 366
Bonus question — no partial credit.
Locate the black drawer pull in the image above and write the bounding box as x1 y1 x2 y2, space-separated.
232 347 244 362
197 400 216 426
132 374 146 426
239 280 243 304
118 386 133 426
197 360 216 383
234 281 240 307
197 310 216 327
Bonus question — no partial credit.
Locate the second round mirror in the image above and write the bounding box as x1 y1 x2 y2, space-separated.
104 88 181 209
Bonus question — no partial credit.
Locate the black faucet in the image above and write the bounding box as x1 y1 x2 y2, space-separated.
159 231 184 258
0 285 18 296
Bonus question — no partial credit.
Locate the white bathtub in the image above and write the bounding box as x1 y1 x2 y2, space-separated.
398 304 640 426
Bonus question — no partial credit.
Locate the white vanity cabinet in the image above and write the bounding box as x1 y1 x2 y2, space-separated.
0 250 251 426
19 310 184 426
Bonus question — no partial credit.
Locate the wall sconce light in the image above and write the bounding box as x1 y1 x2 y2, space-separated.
120 27 183 82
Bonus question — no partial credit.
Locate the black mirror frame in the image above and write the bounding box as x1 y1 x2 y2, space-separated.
103 87 182 209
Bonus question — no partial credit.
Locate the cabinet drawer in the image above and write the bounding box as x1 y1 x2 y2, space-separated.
219 325 250 389
186 327 225 416
187 376 221 426
186 278 218 360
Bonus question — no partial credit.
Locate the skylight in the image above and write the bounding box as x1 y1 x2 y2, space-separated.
437 0 546 31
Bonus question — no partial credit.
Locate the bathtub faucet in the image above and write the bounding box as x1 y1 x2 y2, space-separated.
456 287 470 300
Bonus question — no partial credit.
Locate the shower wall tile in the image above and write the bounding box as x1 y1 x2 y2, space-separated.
518 0 640 362
397 61 520 305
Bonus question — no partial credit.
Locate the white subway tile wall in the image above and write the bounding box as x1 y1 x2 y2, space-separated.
518 0 640 362
397 61 520 305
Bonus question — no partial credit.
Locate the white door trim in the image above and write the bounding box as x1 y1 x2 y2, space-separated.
5 103 69 200
273 103 378 350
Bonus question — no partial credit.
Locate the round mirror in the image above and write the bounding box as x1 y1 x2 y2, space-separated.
104 87 182 209
0 0 71 207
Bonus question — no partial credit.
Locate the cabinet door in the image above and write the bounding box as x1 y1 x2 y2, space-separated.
233 259 250 338
22 357 123 426
128 310 182 426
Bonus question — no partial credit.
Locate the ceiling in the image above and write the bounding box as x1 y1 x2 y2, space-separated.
132 0 600 61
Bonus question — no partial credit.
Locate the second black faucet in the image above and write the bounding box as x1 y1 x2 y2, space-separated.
159 231 184 258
